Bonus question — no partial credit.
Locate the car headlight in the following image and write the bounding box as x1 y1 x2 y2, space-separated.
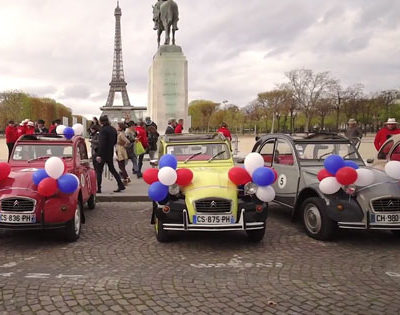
168 184 180 195
244 182 258 195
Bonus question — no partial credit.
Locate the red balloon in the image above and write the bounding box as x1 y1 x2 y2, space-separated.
228 167 252 186
317 169 333 182
336 167 358 185
143 168 159 185
0 163 11 181
271 168 278 183
38 177 58 197
176 168 194 186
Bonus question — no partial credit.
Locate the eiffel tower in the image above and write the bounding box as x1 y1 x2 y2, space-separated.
101 2 145 122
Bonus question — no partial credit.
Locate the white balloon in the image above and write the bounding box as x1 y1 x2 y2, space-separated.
384 161 400 180
244 152 265 176
319 177 341 194
354 168 375 186
256 185 276 202
158 167 177 186
45 157 65 179
72 123 84 136
56 125 66 135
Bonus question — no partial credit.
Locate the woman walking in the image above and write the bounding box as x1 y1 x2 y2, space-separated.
135 121 149 178
147 125 159 160
116 122 131 185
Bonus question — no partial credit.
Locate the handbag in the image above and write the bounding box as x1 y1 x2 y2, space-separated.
134 141 146 155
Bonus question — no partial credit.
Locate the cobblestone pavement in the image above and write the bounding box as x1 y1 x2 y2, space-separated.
0 203 400 314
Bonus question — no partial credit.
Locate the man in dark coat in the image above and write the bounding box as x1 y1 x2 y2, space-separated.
95 116 125 193
165 119 176 134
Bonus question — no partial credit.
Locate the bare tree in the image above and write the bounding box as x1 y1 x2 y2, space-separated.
284 69 337 132
377 89 400 119
257 89 290 133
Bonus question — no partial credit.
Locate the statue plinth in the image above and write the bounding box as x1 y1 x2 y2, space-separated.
148 45 189 134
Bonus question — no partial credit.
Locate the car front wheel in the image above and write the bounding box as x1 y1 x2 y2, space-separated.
391 230 400 237
87 194 96 210
246 221 266 242
301 197 336 241
65 202 82 242
155 217 170 242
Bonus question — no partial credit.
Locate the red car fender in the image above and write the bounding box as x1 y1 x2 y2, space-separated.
88 168 97 195
43 191 80 223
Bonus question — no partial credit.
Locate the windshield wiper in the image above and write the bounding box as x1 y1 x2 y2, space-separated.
208 151 226 162
342 151 357 159
28 156 50 163
318 152 334 160
184 152 202 163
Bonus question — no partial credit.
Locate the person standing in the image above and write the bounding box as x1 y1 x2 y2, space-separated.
374 118 400 150
95 116 125 193
135 121 149 178
175 119 184 134
116 122 131 185
50 119 61 134
35 119 49 134
89 124 101 192
147 125 159 160
145 116 157 130
217 122 232 141
344 118 362 146
165 119 175 134
5 120 18 160
126 121 138 175
26 121 35 135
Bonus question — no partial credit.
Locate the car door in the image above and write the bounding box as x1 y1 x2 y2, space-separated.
374 139 394 170
270 138 300 207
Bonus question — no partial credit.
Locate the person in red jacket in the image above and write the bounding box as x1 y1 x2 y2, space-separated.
174 119 184 134
135 121 149 178
25 121 35 135
217 122 232 141
374 118 400 150
17 122 26 138
5 120 18 160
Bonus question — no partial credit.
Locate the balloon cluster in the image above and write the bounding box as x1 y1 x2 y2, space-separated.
32 157 79 197
56 123 84 139
384 161 400 180
0 162 11 181
143 154 194 202
318 155 374 194
228 153 277 202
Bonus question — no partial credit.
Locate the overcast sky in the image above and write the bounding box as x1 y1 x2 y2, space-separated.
0 0 399 118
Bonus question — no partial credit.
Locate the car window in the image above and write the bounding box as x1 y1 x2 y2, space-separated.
390 142 400 161
296 142 359 160
78 142 88 160
12 145 72 161
378 140 394 159
166 143 230 161
275 139 295 166
259 140 275 167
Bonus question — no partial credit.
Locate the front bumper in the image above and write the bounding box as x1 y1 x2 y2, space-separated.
163 209 264 232
0 222 68 231
338 211 400 230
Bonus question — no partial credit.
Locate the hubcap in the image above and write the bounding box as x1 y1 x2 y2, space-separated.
74 205 81 235
304 204 322 234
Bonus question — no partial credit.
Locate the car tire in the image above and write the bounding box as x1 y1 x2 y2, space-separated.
155 217 170 242
301 197 336 241
87 194 96 210
391 230 400 237
246 221 266 242
64 202 82 242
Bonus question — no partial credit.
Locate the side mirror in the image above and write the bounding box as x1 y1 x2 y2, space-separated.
150 159 158 167
366 158 374 164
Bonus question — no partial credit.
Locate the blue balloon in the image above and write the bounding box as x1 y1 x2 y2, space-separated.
252 167 275 187
159 154 178 169
324 155 345 175
148 181 169 202
57 174 79 194
344 160 359 169
32 169 49 186
63 127 74 140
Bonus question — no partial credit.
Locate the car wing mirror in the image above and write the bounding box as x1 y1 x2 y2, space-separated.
150 159 158 167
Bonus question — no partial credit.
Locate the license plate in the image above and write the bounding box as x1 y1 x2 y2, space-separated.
193 214 234 225
0 213 36 224
370 213 400 224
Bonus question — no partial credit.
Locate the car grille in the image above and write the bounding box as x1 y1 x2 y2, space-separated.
0 197 36 213
194 198 231 213
371 198 400 212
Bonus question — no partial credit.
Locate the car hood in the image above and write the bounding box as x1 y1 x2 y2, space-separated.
0 167 39 191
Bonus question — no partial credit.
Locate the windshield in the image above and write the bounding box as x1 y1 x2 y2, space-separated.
166 143 231 162
294 142 361 161
12 144 73 161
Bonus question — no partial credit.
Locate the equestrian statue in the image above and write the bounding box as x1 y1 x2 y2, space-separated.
152 0 179 47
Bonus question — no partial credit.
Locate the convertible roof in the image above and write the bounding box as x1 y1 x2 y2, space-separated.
256 132 350 143
18 134 76 142
163 133 226 143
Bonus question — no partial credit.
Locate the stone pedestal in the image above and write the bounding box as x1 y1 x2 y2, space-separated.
100 106 146 125
148 45 189 134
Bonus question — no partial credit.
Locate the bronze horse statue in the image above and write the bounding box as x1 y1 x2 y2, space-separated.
153 0 179 47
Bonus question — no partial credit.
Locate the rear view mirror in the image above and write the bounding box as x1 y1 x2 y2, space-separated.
366 158 374 164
